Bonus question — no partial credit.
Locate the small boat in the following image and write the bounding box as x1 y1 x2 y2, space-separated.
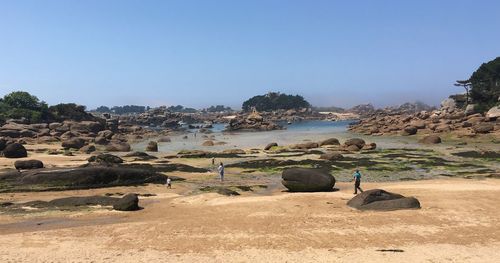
287 121 292 125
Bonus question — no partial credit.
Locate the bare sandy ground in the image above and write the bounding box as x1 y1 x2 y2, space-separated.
0 179 499 262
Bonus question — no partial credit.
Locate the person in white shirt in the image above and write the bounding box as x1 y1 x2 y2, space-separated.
166 177 172 189
218 162 224 182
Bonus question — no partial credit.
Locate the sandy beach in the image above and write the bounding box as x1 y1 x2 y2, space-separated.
1 170 500 262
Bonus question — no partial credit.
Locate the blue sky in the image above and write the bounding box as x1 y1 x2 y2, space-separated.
0 0 499 109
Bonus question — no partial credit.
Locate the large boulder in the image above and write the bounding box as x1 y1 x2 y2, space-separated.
70 121 103 134
264 142 278 150
14 160 44 170
0 129 20 138
486 106 500 119
88 153 124 166
0 166 166 191
158 136 171 143
79 144 96 154
281 168 335 192
473 123 494 134
419 135 442 144
319 138 340 146
402 126 417 136
62 137 86 149
440 98 456 111
113 193 140 211
105 142 131 152
3 143 28 158
290 142 319 150
344 138 365 149
202 140 215 146
319 152 343 161
347 189 421 211
146 141 158 152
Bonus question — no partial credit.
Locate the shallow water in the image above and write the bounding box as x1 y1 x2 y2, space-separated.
133 120 426 153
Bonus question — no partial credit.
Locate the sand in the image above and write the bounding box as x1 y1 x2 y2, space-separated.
0 179 500 262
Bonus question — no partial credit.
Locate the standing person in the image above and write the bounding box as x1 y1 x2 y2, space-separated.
212 157 215 166
218 162 224 182
353 169 363 194
166 177 172 189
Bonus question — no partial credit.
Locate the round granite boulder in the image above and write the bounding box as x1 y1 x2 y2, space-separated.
347 189 420 211
14 159 44 170
282 168 335 192
113 193 140 211
3 143 28 158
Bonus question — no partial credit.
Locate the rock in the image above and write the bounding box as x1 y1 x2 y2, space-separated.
465 104 476 116
146 141 158 152
290 142 319 149
62 137 86 149
362 142 377 150
70 121 103 134
473 123 494 134
346 144 361 151
98 130 114 138
216 188 240 196
347 189 421 211
440 98 456 111
80 145 96 154
0 129 20 138
486 106 500 119
88 153 124 165
202 140 214 146
222 149 245 154
0 166 165 191
409 120 426 129
0 138 6 151
419 135 442 144
14 160 44 170
158 136 171 142
3 143 27 158
48 122 62 130
123 151 158 160
60 131 80 140
319 152 343 161
19 129 37 138
319 138 340 146
344 138 366 149
402 126 417 136
281 168 335 192
264 142 278 150
105 142 131 152
113 193 140 211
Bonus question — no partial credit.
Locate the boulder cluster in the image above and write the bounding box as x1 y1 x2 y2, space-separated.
349 100 499 137
0 119 163 157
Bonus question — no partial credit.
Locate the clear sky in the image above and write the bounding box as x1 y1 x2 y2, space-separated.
1 0 499 110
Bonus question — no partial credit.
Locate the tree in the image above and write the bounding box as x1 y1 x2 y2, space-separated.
94 106 111 113
2 91 45 110
48 103 96 121
242 92 310 112
468 57 500 111
0 91 49 123
454 80 471 106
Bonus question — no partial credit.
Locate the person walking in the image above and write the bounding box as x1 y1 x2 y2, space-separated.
352 169 363 194
166 177 172 189
218 162 224 182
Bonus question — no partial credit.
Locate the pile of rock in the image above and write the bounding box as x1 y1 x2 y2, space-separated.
226 110 283 131
349 99 499 137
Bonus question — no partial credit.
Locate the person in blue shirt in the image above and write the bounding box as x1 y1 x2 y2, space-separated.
352 169 364 194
